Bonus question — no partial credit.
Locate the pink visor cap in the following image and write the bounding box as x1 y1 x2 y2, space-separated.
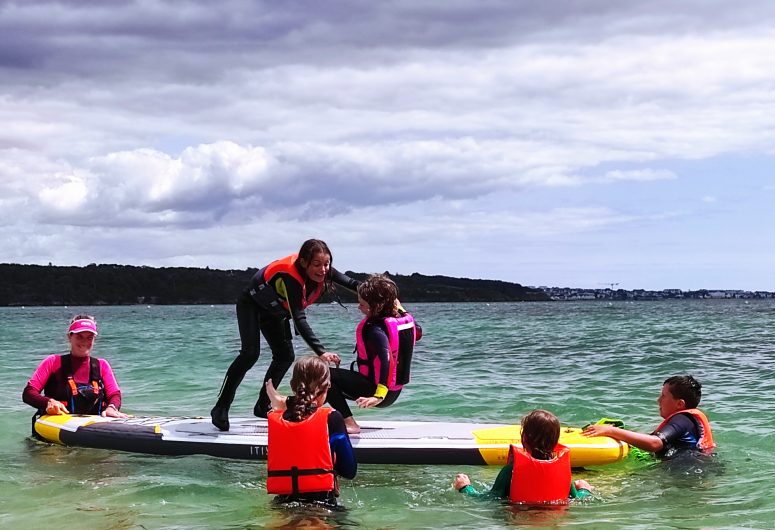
68 319 98 335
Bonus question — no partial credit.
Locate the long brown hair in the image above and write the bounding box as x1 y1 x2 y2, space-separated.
287 356 331 422
357 274 399 319
520 409 560 460
295 239 333 291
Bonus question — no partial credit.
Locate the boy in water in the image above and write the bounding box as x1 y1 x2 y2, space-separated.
582 375 715 459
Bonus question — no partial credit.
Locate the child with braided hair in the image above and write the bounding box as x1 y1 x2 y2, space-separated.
265 356 357 507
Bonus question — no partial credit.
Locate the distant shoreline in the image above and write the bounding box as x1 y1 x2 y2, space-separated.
1 263 771 306
0 263 548 306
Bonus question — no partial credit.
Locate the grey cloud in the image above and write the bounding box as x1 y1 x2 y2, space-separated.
4 0 775 85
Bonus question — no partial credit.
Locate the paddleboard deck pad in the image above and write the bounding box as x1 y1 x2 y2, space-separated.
34 414 628 467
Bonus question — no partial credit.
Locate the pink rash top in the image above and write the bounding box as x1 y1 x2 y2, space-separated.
23 354 122 411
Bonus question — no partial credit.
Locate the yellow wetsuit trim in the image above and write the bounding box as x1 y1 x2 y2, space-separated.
374 384 388 399
275 277 288 301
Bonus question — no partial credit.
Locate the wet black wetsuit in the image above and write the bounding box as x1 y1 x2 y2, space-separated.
653 412 702 459
327 316 421 418
215 264 359 418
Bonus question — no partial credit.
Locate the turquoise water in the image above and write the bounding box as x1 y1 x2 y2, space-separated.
1 301 774 529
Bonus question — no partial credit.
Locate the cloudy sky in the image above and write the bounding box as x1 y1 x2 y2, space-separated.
2 0 774 291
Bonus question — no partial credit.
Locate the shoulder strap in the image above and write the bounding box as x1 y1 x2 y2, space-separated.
59 353 72 376
89 357 103 383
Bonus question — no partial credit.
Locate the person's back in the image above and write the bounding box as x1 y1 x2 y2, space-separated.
454 410 592 503
265 356 356 507
267 406 336 503
509 443 572 504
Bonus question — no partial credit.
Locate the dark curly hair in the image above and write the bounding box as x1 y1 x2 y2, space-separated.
357 274 399 319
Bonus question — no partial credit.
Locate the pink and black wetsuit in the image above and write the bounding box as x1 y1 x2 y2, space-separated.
326 312 419 419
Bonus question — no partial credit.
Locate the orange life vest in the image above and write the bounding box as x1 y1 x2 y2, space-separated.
655 408 716 451
509 444 571 504
266 407 335 495
261 254 324 312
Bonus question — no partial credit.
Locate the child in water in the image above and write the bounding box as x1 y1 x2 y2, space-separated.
582 375 715 459
265 356 357 507
453 410 592 503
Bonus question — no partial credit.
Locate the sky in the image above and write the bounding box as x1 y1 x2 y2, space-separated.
1 0 774 291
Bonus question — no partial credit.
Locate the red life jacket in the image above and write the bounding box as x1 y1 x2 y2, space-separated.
266 407 335 495
509 444 571 504
253 254 324 314
355 313 416 391
42 354 105 415
655 408 716 451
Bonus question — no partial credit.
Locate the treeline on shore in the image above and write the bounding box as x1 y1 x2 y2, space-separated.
0 263 549 306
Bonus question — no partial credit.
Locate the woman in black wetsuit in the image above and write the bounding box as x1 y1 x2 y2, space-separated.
210 239 360 431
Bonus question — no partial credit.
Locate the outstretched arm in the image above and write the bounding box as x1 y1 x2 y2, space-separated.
330 268 360 292
265 381 288 412
454 464 512 499
582 424 664 453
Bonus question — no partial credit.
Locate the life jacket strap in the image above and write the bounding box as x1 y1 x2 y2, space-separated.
267 466 335 495
67 377 79 396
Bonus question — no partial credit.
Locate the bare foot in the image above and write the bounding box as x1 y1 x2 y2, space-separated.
344 416 361 435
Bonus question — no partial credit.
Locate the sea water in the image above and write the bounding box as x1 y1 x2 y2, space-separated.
1 300 774 529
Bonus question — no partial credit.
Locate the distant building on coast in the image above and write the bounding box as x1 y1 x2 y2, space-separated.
537 287 774 301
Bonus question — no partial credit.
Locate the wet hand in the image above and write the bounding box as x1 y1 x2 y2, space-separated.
581 424 613 437
453 473 471 490
574 479 593 491
101 405 129 419
355 396 381 408
320 352 341 366
45 399 68 415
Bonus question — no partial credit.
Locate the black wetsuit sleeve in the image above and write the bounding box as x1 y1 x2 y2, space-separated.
279 274 327 355
364 323 391 387
653 413 699 451
328 410 357 479
330 267 360 292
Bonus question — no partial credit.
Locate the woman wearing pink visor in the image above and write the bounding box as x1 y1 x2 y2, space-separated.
22 315 128 419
